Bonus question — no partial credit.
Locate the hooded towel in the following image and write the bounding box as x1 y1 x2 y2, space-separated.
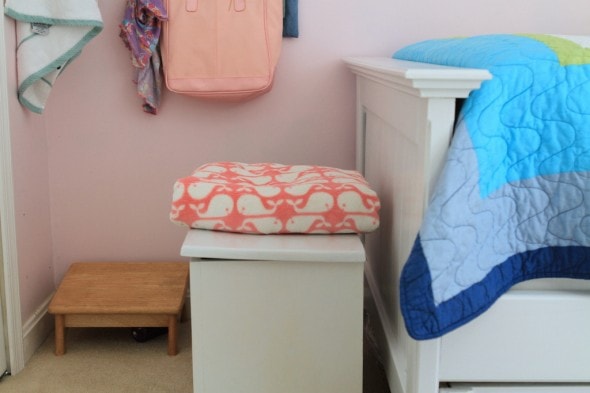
4 0 103 113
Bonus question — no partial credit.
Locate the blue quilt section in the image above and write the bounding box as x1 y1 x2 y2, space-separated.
393 34 590 340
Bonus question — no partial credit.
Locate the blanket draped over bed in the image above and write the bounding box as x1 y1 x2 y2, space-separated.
393 34 590 340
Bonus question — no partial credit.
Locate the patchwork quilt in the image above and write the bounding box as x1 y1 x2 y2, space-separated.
393 34 590 339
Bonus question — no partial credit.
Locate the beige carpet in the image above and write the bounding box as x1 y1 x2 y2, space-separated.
1 324 193 393
1 321 390 393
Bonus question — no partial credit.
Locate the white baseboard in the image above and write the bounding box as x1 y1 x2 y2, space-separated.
22 293 54 363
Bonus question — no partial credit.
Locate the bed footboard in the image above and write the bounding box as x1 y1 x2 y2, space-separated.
344 57 590 393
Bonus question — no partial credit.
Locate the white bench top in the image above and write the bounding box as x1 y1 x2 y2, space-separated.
181 229 366 263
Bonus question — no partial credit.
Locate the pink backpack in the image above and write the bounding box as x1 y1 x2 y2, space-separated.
161 0 283 101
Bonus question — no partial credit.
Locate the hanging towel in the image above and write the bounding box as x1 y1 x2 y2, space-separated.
4 0 103 114
283 0 298 38
120 0 168 115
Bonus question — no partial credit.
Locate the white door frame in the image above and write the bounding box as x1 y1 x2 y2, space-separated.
0 235 8 376
0 11 25 375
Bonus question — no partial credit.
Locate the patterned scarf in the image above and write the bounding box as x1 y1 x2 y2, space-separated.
120 0 168 114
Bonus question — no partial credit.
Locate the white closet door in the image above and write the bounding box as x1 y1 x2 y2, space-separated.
0 2 11 376
0 231 6 374
0 302 6 375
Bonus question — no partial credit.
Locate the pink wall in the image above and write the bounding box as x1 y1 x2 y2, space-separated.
3 19 54 322
43 1 401 281
6 0 590 321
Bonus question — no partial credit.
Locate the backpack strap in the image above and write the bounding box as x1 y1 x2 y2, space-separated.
229 0 246 12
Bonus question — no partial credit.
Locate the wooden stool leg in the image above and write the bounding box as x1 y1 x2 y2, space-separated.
54 314 66 356
167 314 178 356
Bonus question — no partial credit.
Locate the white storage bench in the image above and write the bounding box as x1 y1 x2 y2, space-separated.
181 229 366 393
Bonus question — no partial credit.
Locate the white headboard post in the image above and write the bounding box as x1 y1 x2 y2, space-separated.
344 57 490 393
345 57 490 195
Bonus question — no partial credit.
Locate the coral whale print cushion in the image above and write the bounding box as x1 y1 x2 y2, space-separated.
170 162 380 234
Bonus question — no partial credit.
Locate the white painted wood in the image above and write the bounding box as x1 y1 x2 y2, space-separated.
346 57 489 393
22 293 53 364
439 290 590 382
183 229 366 393
343 57 491 99
359 82 440 393
0 243 6 375
441 384 590 393
181 229 365 263
345 57 590 392
0 7 25 375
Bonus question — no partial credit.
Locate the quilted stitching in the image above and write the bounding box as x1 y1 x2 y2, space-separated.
394 34 590 339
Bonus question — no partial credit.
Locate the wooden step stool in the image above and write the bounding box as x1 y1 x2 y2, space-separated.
48 262 189 356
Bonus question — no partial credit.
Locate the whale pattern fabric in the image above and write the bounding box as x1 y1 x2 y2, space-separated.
170 162 380 234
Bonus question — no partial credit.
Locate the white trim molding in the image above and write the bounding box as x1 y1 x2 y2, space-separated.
0 9 26 374
22 293 54 363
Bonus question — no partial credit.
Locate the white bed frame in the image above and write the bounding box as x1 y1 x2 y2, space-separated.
344 57 590 393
